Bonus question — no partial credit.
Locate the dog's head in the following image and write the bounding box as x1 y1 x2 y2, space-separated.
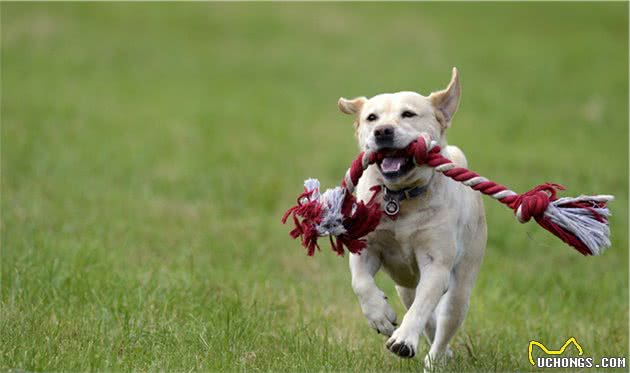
338 68 461 188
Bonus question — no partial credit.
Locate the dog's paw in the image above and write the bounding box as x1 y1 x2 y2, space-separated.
385 327 419 359
359 293 397 337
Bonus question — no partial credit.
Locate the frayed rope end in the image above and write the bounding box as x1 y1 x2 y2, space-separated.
282 178 382 256
545 195 614 256
512 184 614 256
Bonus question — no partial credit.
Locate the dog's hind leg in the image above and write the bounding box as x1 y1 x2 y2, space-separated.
424 267 478 371
424 294 462 371
395 285 415 309
424 312 438 346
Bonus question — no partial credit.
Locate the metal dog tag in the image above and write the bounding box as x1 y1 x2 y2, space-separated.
384 199 400 216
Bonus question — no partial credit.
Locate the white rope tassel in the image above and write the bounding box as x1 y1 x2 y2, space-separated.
304 178 321 201
316 187 347 236
543 195 615 256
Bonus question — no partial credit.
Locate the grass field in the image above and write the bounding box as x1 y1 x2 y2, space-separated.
1 3 628 372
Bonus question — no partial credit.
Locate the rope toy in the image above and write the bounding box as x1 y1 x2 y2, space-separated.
282 134 614 256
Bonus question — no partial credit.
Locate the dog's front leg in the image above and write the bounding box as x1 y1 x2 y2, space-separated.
385 256 451 359
349 250 397 337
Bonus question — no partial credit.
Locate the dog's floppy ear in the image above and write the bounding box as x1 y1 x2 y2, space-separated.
338 97 367 115
429 67 461 127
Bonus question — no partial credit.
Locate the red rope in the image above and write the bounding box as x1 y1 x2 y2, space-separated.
283 136 611 257
398 138 608 256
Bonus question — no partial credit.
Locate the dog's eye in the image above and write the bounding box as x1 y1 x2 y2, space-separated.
401 111 417 118
366 113 378 122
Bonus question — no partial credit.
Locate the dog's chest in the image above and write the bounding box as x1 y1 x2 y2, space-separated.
367 214 433 287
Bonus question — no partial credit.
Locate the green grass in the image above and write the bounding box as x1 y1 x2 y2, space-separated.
1 3 628 372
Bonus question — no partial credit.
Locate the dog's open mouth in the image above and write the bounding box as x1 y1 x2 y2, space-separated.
377 149 415 179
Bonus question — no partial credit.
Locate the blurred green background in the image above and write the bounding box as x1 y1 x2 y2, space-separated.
1 3 628 372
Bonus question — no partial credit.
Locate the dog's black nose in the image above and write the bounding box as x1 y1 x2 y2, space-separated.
374 126 394 144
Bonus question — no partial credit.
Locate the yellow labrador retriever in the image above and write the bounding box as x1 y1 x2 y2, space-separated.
338 68 486 370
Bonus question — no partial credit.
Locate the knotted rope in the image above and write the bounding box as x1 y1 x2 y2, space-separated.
282 135 613 256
